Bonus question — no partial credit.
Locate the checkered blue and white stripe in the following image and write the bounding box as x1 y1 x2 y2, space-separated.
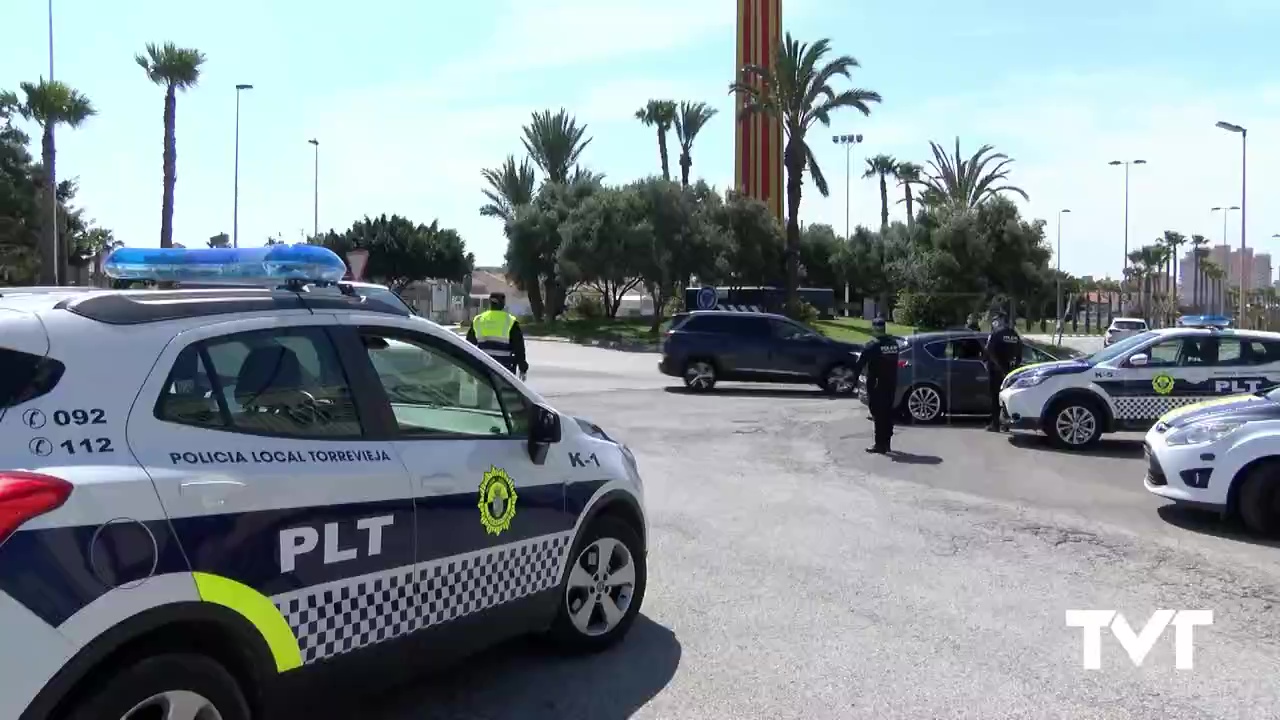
273 531 574 664
1112 395 1208 420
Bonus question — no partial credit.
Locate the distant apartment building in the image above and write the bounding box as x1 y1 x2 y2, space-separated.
1178 244 1273 304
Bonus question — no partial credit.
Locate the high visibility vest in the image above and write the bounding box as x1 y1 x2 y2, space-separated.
472 310 515 358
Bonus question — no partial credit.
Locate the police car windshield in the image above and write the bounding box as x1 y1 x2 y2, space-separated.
1085 331 1158 364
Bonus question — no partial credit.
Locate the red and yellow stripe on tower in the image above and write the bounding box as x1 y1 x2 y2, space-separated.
734 0 783 222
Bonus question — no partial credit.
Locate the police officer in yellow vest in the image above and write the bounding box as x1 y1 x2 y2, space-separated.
466 292 529 379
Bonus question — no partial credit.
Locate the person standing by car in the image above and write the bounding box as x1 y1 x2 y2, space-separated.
852 317 901 454
984 312 1022 431
966 313 982 331
467 292 529 380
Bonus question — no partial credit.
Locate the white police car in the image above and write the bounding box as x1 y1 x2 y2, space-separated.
0 246 648 720
1144 389 1280 535
999 317 1280 449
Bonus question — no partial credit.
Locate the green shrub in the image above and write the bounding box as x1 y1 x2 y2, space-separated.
893 291 959 330
569 294 605 320
785 300 820 324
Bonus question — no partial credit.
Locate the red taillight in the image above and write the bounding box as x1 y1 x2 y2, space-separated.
898 359 911 368
0 472 72 544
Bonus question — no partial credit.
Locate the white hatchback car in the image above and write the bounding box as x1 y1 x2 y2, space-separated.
1104 317 1148 346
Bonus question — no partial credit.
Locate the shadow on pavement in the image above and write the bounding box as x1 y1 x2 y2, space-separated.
1005 433 1146 460
889 451 943 465
309 615 680 720
663 385 838 399
1156 504 1280 549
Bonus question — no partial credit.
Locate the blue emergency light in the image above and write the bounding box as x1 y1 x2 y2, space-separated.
1177 314 1232 329
102 245 348 284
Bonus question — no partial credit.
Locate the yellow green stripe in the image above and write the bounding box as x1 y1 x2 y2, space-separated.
1157 394 1256 424
193 572 303 672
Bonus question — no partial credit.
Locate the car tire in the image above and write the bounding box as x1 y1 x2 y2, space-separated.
1237 463 1280 536
682 359 717 392
820 363 857 396
547 516 647 653
64 653 250 720
1046 396 1104 449
901 384 944 423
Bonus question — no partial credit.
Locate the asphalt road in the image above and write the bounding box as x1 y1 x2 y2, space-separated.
338 339 1280 720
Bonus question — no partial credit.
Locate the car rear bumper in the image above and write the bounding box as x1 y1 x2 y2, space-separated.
658 356 681 377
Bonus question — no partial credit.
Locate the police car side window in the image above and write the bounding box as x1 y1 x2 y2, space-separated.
1143 339 1184 366
154 327 363 438
357 330 514 438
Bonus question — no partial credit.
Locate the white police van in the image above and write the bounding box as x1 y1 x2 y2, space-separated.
1144 388 1280 535
999 317 1280 449
0 246 648 720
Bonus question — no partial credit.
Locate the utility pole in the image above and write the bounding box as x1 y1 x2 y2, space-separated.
308 139 320 239
1108 159 1147 315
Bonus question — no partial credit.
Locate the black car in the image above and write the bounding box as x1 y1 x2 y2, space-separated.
658 311 867 394
862 330 1068 422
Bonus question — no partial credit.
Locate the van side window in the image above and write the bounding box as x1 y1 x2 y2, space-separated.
154 327 362 438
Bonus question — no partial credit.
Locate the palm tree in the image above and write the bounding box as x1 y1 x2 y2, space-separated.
479 155 537 222
1201 261 1222 314
894 161 923 228
136 42 206 249
522 108 591 184
729 33 882 310
920 138 1029 210
1189 234 1209 312
862 154 897 232
1161 230 1186 321
16 79 95 285
673 101 718 188
635 100 677 182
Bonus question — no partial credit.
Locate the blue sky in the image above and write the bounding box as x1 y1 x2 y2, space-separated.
3 0 1279 280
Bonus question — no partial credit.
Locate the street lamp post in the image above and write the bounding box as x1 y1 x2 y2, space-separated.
308 139 319 240
1108 159 1147 315
232 84 253 248
1211 205 1240 316
1056 209 1071 338
833 134 862 317
1217 121 1248 324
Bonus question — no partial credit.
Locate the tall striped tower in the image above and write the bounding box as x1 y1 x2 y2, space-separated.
734 0 783 222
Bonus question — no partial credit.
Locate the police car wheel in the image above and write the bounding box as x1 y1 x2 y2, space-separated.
1238 463 1280 536
822 364 857 395
549 516 646 652
683 360 717 392
65 653 250 720
903 384 944 423
1047 398 1102 449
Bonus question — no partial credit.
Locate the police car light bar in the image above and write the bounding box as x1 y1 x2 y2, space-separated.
102 245 348 285
1177 314 1232 329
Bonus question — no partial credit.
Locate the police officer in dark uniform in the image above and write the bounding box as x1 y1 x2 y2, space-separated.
852 317 901 454
983 312 1023 431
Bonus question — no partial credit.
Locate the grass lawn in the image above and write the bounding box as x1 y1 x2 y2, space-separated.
517 317 660 344
468 315 1086 360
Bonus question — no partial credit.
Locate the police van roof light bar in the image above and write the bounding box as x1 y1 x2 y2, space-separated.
103 245 348 287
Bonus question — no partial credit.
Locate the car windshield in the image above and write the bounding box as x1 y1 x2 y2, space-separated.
1085 331 1158 364
359 286 414 314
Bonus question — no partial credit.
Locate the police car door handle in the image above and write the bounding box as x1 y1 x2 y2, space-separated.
179 480 246 507
419 473 453 492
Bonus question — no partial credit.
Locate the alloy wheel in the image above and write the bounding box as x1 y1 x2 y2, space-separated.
1055 405 1097 445
826 366 856 394
565 537 637 637
121 690 222 720
684 361 715 390
907 386 942 421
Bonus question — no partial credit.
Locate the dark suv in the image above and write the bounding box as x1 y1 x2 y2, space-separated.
658 311 865 394
863 331 1067 422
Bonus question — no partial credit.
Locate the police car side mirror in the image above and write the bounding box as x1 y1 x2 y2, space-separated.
1128 353 1149 367
527 405 561 465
